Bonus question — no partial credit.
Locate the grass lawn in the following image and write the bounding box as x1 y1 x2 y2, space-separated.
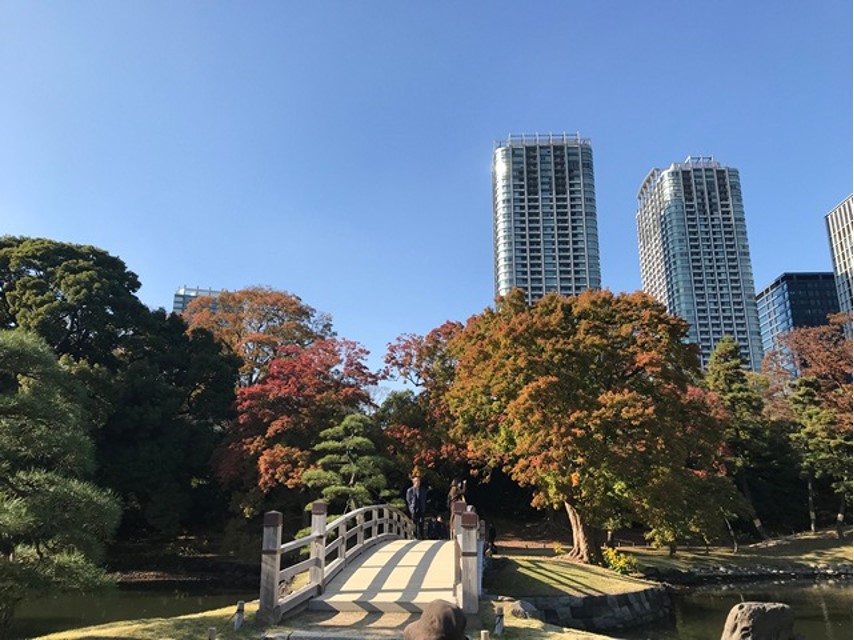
624 528 852 575
484 554 656 598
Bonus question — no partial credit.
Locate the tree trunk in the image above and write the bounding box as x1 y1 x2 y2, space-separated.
806 471 816 534
722 509 739 554
736 474 769 540
563 501 603 564
835 494 848 540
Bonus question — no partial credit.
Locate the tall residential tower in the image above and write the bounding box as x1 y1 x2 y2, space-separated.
492 133 601 304
637 157 763 369
825 195 853 332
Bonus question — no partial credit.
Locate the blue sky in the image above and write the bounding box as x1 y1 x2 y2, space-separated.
2 1 851 374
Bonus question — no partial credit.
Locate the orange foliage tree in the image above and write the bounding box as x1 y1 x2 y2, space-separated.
214 338 376 518
184 287 333 386
444 289 739 563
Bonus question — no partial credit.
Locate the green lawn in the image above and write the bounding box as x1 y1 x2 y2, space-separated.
624 529 852 575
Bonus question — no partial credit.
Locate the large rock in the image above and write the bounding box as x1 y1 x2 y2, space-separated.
720 602 799 640
403 599 467 640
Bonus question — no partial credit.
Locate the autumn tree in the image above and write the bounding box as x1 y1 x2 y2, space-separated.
216 338 377 518
445 289 738 563
0 331 121 638
383 322 467 479
184 287 334 386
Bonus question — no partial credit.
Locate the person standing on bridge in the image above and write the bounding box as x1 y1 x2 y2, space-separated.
406 475 427 539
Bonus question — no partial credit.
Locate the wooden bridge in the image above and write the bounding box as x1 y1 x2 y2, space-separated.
258 502 484 624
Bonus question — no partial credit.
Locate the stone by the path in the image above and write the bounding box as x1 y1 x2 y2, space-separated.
402 599 467 640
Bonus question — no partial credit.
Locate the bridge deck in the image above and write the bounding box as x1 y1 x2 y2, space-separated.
308 539 456 613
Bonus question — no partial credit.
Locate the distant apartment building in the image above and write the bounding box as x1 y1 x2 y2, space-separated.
492 132 601 304
172 287 225 314
756 272 840 354
637 156 763 370
825 195 853 334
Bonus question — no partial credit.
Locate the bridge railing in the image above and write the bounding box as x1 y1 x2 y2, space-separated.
258 501 414 623
452 501 484 613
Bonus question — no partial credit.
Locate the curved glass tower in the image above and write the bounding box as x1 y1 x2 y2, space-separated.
637 157 763 370
493 133 601 304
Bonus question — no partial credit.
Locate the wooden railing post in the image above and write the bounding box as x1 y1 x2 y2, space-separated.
310 501 327 591
259 511 283 623
357 511 365 547
459 511 479 614
452 501 467 537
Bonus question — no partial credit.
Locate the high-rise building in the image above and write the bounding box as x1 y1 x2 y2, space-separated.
825 195 852 332
172 286 224 314
756 272 840 354
492 133 601 304
637 156 763 370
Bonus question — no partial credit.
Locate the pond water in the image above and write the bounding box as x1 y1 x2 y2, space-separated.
9 579 852 639
621 579 852 640
9 587 256 639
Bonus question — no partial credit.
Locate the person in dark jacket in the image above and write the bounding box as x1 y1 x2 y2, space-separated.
406 476 427 539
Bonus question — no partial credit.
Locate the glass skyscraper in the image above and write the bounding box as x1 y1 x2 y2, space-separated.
637 157 763 370
756 272 840 355
172 286 225 313
825 195 852 334
492 133 601 304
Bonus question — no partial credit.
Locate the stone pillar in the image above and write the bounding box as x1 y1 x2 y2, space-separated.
259 511 283 623
459 511 479 614
309 501 327 590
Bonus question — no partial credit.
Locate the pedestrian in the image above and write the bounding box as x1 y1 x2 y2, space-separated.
406 475 427 539
447 480 466 538
488 522 497 555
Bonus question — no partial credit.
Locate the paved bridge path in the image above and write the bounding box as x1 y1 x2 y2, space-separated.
307 539 456 614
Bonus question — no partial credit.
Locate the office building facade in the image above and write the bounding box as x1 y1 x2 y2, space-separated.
825 195 853 330
756 272 839 354
637 157 763 370
492 133 601 304
172 287 225 314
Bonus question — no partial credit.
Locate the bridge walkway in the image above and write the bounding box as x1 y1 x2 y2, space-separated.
307 539 456 613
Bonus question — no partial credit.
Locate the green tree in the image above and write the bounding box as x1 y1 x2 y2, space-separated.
706 336 796 539
302 414 394 512
0 237 239 533
0 331 120 638
445 290 737 563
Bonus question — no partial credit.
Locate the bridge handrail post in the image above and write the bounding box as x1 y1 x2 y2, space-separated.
357 511 365 547
459 511 479 614
310 501 327 591
259 511 283 623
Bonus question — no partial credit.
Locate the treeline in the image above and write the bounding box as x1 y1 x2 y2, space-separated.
0 237 851 628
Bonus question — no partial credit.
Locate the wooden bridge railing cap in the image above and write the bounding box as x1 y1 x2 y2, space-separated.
264 511 282 526
460 512 478 528
312 501 328 515
452 501 467 515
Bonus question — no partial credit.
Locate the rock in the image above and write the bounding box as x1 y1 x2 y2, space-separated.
510 600 540 619
403 599 467 640
720 601 798 640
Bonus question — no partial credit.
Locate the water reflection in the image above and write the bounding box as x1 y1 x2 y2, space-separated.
622 580 852 640
11 588 255 639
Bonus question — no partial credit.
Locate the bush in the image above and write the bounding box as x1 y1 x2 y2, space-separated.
601 547 637 574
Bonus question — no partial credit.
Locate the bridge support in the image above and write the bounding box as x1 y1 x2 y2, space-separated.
259 511 283 624
458 511 479 614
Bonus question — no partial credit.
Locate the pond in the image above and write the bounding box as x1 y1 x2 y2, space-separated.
621 579 852 640
9 579 852 639
9 587 256 639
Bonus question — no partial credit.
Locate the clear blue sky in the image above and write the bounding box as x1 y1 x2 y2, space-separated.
2 1 851 374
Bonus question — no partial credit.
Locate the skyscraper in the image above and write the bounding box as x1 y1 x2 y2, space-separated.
172 286 225 314
756 272 839 354
492 133 601 304
637 157 763 370
825 195 852 331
